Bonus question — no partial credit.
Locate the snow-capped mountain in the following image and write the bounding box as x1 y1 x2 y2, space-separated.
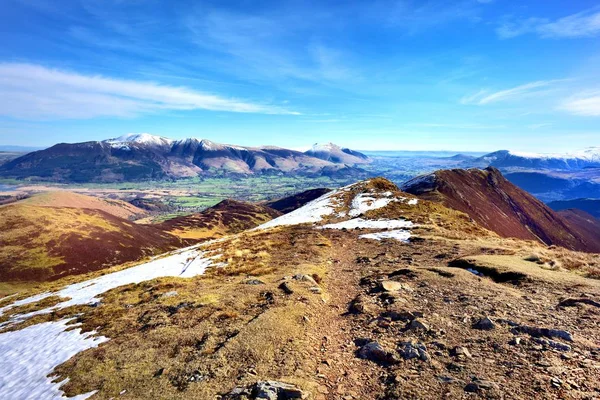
0 135 369 182
304 142 370 164
473 147 600 170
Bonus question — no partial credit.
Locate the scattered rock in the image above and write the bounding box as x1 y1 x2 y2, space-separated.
348 295 373 314
451 346 471 360
558 298 600 309
510 324 573 342
473 316 496 331
278 282 294 295
309 287 322 294
381 309 417 322
293 274 319 286
245 279 266 285
398 340 430 361
405 318 430 332
357 341 398 365
509 337 522 346
225 381 305 399
464 379 499 392
550 377 562 388
532 337 571 352
381 280 404 292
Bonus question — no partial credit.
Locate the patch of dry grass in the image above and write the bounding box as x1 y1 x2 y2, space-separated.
29 226 332 399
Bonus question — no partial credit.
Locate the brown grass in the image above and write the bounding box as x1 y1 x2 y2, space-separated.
29 226 331 399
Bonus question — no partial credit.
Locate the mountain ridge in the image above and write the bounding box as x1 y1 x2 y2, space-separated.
402 167 600 253
0 134 370 182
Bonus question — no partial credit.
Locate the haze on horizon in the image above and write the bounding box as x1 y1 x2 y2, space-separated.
0 0 599 152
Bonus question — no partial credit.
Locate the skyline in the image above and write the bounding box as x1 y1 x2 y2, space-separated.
0 0 599 152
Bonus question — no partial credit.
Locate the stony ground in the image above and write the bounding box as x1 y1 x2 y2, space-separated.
307 230 600 400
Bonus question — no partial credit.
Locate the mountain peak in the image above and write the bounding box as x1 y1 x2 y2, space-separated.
311 142 341 152
105 133 173 147
305 143 369 164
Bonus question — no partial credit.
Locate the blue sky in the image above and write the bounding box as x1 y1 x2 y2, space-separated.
0 0 599 152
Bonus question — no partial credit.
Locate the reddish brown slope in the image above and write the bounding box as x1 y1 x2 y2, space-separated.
0 204 187 282
402 167 600 253
558 209 600 251
159 199 281 239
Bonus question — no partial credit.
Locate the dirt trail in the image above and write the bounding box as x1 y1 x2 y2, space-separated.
311 236 386 400
311 231 600 400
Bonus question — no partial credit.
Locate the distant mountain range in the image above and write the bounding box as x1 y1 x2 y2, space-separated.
0 134 370 182
469 148 600 170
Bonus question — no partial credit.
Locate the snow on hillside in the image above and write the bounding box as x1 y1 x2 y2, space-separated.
256 190 341 229
0 319 107 400
257 181 418 242
310 142 340 152
105 133 173 148
508 147 600 161
360 230 412 242
0 244 221 399
321 218 413 230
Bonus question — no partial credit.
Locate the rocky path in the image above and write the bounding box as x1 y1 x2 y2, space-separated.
310 231 600 400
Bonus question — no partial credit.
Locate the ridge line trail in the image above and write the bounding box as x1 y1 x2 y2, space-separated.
311 233 385 400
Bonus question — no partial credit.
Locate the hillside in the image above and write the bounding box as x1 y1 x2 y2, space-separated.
557 209 600 251
263 188 332 214
158 199 281 239
16 191 146 220
1 177 599 399
402 167 600 253
0 203 185 282
549 198 600 218
0 134 368 183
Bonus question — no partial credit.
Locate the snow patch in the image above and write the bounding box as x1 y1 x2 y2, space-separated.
359 230 412 242
0 319 107 400
105 133 173 148
349 193 395 217
0 244 221 399
310 142 340 152
256 191 339 229
321 218 413 230
0 245 216 320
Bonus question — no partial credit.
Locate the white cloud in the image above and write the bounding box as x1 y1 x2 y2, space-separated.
0 63 297 119
460 80 558 105
497 8 600 39
560 91 600 116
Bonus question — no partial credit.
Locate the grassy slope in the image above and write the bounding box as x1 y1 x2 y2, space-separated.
158 200 281 239
17 191 146 219
0 203 185 282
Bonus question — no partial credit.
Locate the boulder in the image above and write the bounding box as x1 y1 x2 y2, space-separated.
225 381 305 400
398 340 430 361
357 341 398 365
472 316 496 331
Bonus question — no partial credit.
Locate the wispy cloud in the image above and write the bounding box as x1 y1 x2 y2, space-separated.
0 63 297 119
497 8 600 39
460 80 560 105
560 91 600 116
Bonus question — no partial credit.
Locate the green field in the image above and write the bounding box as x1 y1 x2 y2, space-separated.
0 175 357 217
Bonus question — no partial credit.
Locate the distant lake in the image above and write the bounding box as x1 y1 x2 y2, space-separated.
0 183 17 192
